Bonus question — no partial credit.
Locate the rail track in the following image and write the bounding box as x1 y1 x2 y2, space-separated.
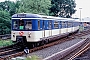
74 45 90 60
0 28 90 60
69 41 90 60
60 38 90 60
0 43 22 60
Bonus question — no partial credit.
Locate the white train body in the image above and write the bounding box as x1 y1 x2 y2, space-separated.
11 13 79 43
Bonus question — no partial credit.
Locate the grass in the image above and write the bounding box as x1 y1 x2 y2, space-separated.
0 39 14 47
25 55 42 60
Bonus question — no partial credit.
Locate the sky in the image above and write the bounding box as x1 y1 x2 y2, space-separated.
0 0 16 2
0 0 90 18
73 0 90 18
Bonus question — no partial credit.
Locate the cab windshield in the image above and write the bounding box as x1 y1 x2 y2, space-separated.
13 20 18 29
13 19 24 30
25 20 32 30
13 19 32 30
19 20 24 29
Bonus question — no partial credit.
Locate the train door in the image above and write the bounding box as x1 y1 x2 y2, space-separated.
42 20 50 37
59 21 62 34
68 21 72 32
44 20 49 37
72 22 74 32
71 22 73 32
41 20 45 37
64 21 67 33
61 21 66 33
38 20 45 38
49 20 52 36
41 20 52 37
44 21 45 37
66 21 68 33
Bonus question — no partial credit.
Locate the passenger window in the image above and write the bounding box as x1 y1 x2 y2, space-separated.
72 22 73 27
13 20 18 29
54 21 59 28
25 20 32 30
62 21 65 28
66 21 68 27
38 20 40 30
59 21 61 28
64 22 67 28
49 21 52 29
68 22 72 27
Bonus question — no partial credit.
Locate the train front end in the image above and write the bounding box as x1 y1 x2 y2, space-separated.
11 13 32 45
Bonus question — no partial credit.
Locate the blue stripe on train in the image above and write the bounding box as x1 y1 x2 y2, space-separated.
11 19 79 31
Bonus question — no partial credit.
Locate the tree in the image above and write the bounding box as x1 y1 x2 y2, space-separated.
0 10 11 34
16 0 51 15
0 1 16 16
50 0 76 18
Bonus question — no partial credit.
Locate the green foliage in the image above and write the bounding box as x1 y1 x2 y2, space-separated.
0 10 11 34
0 1 16 16
0 1 19 35
0 40 14 47
25 55 42 60
50 0 76 18
16 0 51 15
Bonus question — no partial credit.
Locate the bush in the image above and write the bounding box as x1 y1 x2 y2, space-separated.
0 40 14 47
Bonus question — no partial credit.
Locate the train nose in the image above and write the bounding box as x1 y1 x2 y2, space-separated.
16 36 27 42
16 36 27 48
16 36 23 43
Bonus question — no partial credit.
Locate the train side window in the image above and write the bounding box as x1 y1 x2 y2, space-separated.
71 22 73 27
13 20 18 29
59 21 62 28
68 22 72 27
25 20 32 30
62 21 65 28
64 22 66 28
66 21 68 28
38 20 40 30
49 21 52 29
46 21 49 29
68 22 70 27
54 21 59 29
74 22 77 26
65 21 67 28
42 21 44 29
72 22 73 27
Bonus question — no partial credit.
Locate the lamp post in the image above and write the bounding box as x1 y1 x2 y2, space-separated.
79 8 82 23
79 8 83 31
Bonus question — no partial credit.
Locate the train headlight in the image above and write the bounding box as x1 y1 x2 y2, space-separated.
28 32 31 38
13 33 15 37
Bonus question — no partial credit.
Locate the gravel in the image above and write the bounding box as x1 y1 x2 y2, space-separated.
27 38 83 59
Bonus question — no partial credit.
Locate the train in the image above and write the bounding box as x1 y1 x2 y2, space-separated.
11 13 80 48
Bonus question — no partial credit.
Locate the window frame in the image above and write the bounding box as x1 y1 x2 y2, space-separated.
12 20 19 30
25 20 32 30
54 20 59 29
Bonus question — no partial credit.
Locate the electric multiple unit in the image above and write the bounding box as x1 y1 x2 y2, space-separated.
11 13 79 46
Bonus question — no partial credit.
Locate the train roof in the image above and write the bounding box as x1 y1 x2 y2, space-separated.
12 13 77 22
12 13 41 18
